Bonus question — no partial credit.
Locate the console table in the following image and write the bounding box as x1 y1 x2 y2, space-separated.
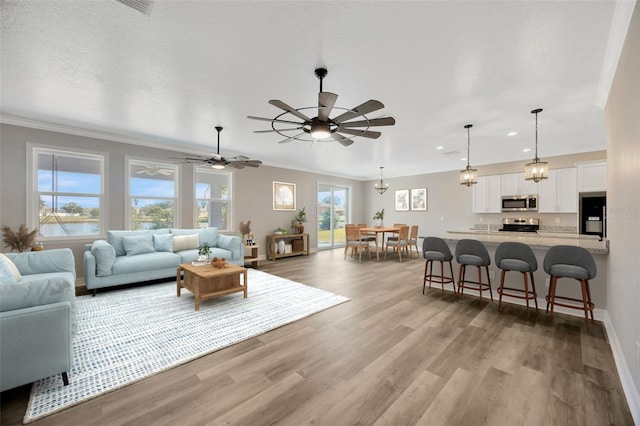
266 233 309 260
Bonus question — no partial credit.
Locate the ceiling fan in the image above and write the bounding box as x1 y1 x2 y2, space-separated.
136 165 174 176
179 126 262 169
248 68 396 146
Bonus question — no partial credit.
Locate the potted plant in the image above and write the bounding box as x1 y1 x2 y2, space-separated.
198 242 211 261
373 209 385 228
291 207 307 234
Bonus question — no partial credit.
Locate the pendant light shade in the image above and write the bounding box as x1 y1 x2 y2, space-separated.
460 124 478 186
375 166 389 194
524 108 549 182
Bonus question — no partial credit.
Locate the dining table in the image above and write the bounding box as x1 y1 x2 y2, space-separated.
359 227 400 261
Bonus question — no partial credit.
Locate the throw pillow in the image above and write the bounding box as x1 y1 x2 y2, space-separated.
173 234 199 252
0 253 22 283
122 234 155 256
91 240 116 276
153 233 174 252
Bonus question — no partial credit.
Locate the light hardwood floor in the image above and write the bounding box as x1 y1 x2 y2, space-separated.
1 249 634 425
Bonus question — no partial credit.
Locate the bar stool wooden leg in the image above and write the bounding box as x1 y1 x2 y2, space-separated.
449 262 457 301
580 279 590 330
530 272 539 311
498 270 506 312
585 280 594 321
485 265 494 302
522 271 530 318
457 265 465 297
477 265 483 306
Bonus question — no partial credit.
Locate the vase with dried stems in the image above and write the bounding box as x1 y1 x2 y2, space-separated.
2 224 39 252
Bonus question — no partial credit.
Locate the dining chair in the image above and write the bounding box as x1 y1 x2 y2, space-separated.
408 225 419 259
385 223 407 250
344 224 371 262
356 224 377 243
385 225 410 262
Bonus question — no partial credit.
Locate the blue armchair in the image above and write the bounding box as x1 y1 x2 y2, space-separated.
0 248 76 391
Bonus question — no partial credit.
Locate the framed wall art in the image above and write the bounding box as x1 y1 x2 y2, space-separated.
411 188 427 211
395 189 409 211
273 181 296 210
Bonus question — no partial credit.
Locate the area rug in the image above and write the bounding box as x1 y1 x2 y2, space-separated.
24 269 349 423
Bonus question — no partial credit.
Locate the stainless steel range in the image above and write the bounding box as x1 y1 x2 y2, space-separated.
499 218 539 233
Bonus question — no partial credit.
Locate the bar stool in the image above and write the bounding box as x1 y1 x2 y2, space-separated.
455 239 493 305
422 237 456 299
495 242 538 318
543 245 597 330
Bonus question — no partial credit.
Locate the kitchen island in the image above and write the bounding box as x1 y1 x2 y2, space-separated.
419 230 609 320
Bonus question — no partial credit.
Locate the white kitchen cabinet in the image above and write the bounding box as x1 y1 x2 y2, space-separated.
500 172 538 196
472 175 501 213
577 161 607 192
538 168 577 213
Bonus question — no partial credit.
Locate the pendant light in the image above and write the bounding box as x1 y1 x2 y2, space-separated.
211 126 225 169
374 166 389 194
524 108 549 182
459 124 478 186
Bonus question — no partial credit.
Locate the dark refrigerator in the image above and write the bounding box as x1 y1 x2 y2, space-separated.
579 192 606 239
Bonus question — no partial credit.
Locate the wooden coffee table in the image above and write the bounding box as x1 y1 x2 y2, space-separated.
177 263 248 311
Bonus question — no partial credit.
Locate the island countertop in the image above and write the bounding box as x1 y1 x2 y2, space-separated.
425 230 610 254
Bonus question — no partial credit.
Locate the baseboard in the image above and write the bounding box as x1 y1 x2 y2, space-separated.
602 312 640 425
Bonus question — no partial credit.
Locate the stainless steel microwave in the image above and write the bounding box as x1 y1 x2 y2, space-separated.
501 195 538 212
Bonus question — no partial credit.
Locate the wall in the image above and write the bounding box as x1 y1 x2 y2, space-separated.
605 1 640 421
0 123 364 277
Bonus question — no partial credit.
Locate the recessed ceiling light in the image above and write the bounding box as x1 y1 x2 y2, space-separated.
508 131 518 136
436 146 444 150
461 158 467 161
523 148 531 153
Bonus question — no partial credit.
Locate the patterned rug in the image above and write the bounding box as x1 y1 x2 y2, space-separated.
24 269 349 423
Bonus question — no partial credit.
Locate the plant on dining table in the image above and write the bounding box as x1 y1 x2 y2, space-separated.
373 209 384 221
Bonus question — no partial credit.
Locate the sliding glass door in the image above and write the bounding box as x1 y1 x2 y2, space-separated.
317 184 349 250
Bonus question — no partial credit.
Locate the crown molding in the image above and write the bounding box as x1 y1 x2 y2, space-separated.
595 0 637 108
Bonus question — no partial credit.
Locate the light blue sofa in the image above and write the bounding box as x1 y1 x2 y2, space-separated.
84 227 243 294
0 248 76 391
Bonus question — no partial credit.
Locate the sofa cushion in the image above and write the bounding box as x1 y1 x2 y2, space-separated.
177 247 233 263
91 240 116 276
172 234 199 252
122 234 155 256
108 229 170 257
111 252 181 275
0 253 21 284
153 234 174 252
171 227 218 247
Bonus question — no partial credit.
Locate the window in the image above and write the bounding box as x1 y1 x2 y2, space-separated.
31 147 105 238
195 169 232 231
127 159 178 230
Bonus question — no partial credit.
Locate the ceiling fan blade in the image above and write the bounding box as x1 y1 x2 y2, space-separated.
254 127 303 134
229 160 262 168
318 92 338 122
247 116 305 126
278 132 306 144
269 100 312 122
337 128 382 139
226 155 249 161
330 133 355 147
340 117 396 128
332 100 385 124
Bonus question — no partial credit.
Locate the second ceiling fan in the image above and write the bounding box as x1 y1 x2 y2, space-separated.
248 68 396 146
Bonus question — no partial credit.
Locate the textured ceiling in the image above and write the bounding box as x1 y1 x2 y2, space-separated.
0 1 628 180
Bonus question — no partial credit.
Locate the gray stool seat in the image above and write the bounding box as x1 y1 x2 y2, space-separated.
422 237 456 299
543 245 597 330
458 254 484 266
424 250 449 262
495 242 538 318
548 264 590 280
455 239 492 304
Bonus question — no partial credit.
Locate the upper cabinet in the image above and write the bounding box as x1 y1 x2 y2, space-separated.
472 175 501 213
577 161 607 192
500 172 538 196
538 168 578 213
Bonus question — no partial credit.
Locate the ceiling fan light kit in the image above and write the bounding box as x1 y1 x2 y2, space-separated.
460 124 478 187
248 67 395 146
524 108 549 183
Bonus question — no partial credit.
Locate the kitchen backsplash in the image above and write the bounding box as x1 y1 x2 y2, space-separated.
472 223 578 233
